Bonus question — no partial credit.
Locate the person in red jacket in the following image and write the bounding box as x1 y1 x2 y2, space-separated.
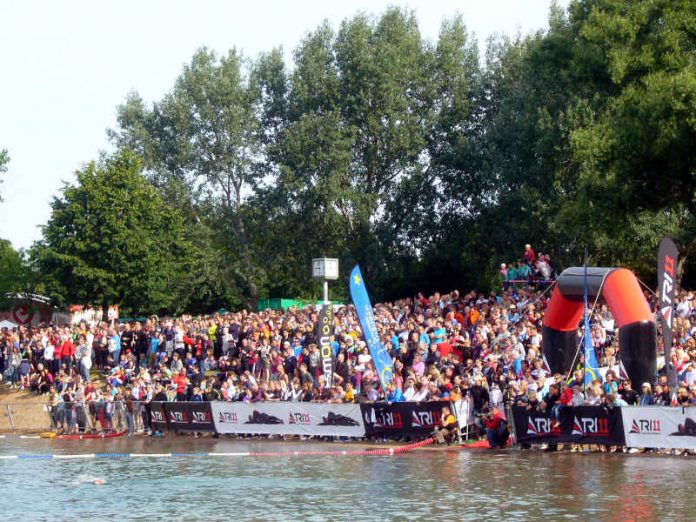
484 408 509 449
52 336 64 373
524 243 536 265
61 335 76 373
551 383 574 426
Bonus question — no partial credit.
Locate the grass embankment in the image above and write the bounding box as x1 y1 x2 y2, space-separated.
0 383 51 433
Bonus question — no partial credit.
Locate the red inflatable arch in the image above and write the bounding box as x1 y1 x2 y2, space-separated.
542 267 656 386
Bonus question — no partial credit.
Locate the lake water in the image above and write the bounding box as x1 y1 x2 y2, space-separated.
0 437 693 521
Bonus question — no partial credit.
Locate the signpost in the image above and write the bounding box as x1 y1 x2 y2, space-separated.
312 258 339 304
312 258 339 387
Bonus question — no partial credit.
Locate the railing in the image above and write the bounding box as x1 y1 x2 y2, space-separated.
1 403 53 433
0 400 149 434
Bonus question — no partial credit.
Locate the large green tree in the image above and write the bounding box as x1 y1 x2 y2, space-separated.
103 1 695 306
0 239 23 307
35 150 190 316
110 48 263 308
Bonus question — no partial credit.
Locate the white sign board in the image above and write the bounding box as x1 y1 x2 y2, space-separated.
622 406 696 450
211 402 365 437
312 258 339 280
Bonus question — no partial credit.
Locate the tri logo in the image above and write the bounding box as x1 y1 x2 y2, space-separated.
527 417 560 437
572 416 609 437
411 410 439 429
629 418 661 434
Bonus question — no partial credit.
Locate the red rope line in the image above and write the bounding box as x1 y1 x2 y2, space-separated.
247 437 435 458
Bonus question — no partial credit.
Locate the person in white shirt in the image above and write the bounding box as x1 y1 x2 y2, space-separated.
77 336 92 382
571 385 585 406
403 378 417 401
412 381 429 402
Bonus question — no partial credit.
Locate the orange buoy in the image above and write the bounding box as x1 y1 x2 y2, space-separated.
92 478 106 485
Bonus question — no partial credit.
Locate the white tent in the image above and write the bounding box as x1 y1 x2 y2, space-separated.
0 320 18 329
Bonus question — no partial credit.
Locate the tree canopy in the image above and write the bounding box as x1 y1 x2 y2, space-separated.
35 151 191 316
34 1 696 313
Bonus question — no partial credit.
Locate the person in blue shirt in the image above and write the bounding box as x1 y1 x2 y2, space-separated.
432 319 447 345
190 387 204 401
419 326 431 347
109 329 121 366
639 383 655 405
391 332 401 351
149 332 161 366
386 382 404 402
516 260 531 283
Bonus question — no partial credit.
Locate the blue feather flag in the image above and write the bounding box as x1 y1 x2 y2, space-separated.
583 255 602 386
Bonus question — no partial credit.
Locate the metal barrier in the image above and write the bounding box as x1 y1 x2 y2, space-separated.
0 400 139 434
1 403 52 434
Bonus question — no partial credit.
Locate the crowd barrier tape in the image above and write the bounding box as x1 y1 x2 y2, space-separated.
0 437 435 461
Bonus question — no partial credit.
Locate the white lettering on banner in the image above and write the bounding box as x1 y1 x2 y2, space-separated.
364 408 404 429
210 402 366 437
169 411 188 424
191 411 212 424
411 410 438 429
527 417 558 437
662 255 675 327
572 416 609 437
318 306 334 387
622 406 696 449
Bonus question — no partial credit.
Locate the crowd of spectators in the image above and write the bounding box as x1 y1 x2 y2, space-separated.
1 247 695 437
500 244 556 289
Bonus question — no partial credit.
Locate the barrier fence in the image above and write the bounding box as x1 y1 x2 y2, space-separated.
510 405 696 450
0 400 472 438
2 400 695 451
511 405 625 446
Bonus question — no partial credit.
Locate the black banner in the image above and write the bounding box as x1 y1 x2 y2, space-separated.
512 406 625 446
316 304 335 387
149 401 169 432
163 402 215 432
360 402 449 437
658 236 679 387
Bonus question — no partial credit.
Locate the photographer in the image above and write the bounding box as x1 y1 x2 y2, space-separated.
483 407 509 449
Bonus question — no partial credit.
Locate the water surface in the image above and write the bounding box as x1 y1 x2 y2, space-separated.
0 437 692 521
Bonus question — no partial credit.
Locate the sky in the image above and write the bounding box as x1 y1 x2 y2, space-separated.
0 0 566 250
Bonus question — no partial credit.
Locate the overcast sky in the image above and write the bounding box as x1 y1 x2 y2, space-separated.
0 0 566 250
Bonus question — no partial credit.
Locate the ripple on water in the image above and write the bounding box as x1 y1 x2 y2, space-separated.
0 439 695 521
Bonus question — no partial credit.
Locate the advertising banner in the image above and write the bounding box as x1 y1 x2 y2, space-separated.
622 406 696 450
511 406 625 446
360 402 448 437
148 401 169 432
211 402 365 438
316 304 335 387
349 265 394 391
658 237 679 387
163 402 215 432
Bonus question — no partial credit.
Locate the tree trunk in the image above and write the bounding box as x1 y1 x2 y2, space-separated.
247 279 259 312
102 303 111 326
